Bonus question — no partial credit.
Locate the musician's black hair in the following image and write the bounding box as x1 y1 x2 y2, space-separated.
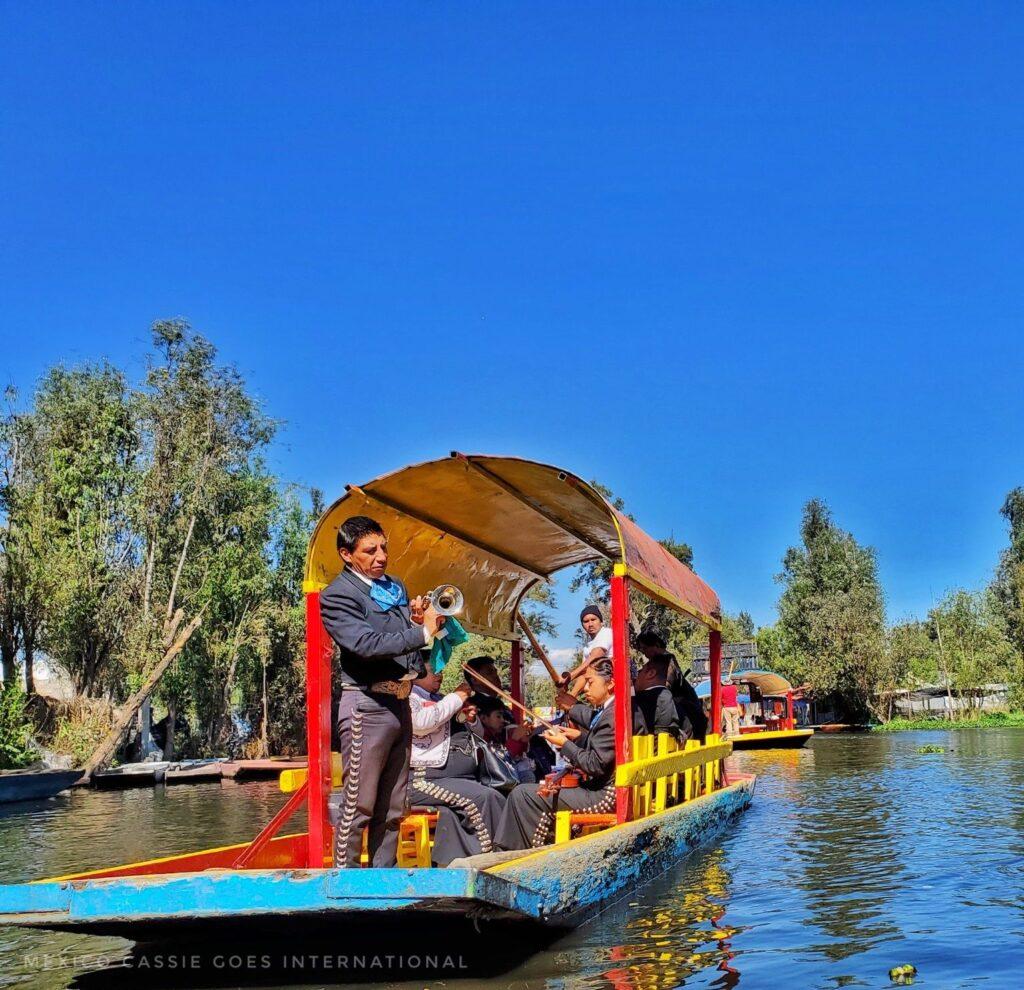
337 515 385 553
590 658 614 680
465 655 498 672
474 695 508 717
636 629 667 649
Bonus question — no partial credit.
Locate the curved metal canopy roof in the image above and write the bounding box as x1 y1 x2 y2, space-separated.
304 453 721 641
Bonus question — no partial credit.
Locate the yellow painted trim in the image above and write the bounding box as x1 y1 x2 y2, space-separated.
486 775 751 876
730 728 814 745
615 741 732 788
34 833 308 884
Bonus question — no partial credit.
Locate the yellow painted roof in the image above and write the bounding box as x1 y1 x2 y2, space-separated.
305 453 721 640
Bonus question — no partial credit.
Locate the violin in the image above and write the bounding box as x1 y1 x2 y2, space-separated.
537 767 584 798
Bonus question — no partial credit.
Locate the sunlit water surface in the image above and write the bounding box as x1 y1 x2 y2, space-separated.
2 731 1023 989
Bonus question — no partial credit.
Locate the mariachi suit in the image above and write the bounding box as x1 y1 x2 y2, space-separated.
495 700 618 851
407 686 508 865
320 567 426 868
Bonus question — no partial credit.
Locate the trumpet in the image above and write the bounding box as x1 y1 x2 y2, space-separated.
424 584 464 616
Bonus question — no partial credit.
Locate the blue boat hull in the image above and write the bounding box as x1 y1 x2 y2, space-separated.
0 775 754 940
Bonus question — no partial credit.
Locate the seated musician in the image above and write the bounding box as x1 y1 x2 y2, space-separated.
408 659 508 866
634 656 683 740
468 696 524 782
464 654 535 747
636 630 707 742
495 659 618 851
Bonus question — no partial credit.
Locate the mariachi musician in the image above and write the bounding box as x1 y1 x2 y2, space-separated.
494 658 619 851
319 515 445 868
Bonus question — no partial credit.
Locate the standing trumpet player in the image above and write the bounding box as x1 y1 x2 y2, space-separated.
319 515 445 868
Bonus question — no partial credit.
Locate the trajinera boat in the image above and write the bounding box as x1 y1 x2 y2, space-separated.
0 454 754 945
698 669 814 749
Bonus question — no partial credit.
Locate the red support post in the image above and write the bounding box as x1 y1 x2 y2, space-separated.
786 689 795 730
610 571 633 823
304 591 333 868
709 628 723 740
510 640 524 723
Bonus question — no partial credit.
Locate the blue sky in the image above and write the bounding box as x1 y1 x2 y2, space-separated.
3 2 1023 653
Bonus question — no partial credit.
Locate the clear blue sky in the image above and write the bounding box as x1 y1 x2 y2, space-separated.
3 3 1023 653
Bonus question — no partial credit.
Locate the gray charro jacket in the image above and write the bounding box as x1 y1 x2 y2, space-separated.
319 568 426 688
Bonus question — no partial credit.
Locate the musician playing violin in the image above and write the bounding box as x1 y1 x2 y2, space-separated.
494 659 618 851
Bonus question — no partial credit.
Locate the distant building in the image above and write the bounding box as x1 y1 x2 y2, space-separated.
885 682 1009 717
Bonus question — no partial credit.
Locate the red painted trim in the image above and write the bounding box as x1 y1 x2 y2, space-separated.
709 629 722 738
232 782 308 869
610 573 632 823
305 591 332 868
510 640 524 722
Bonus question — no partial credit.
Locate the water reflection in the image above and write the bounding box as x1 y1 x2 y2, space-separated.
5 735 1024 989
789 737 905 960
541 847 741 990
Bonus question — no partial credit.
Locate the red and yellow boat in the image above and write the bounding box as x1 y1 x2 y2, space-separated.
0 454 754 954
725 670 814 749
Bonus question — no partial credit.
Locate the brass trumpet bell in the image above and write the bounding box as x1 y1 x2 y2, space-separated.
426 584 464 616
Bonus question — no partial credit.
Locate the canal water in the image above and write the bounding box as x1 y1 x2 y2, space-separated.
2 731 1023 989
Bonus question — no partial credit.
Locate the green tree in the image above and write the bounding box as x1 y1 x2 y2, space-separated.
775 499 887 720
928 588 1015 715
992 487 1024 695
139 321 278 755
736 611 755 638
28 364 141 697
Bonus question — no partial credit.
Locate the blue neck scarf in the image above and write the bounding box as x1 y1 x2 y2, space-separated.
590 704 610 729
365 574 407 612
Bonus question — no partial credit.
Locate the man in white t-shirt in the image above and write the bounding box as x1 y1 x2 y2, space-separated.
581 605 613 664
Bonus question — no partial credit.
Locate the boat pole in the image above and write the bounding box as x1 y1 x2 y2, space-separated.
304 590 333 868
709 628 723 741
610 565 633 823
509 640 525 722
516 610 563 685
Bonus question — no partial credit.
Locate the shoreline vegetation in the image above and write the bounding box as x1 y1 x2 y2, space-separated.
873 711 1024 732
2 322 1024 771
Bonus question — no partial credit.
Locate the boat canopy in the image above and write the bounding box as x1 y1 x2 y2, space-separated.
696 669 793 697
304 453 721 640
733 669 793 696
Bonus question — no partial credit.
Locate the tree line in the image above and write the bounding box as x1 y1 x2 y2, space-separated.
2 323 1022 769
757 495 1024 722
1 323 316 765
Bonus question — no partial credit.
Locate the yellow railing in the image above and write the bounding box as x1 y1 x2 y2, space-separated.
619 732 731 819
287 737 731 858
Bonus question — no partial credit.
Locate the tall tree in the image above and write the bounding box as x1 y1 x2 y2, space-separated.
928 589 1015 714
992 488 1024 698
29 364 141 697
775 499 887 720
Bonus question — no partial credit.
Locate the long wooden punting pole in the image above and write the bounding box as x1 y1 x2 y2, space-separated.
305 591 333 869
610 569 633 823
516 610 562 685
462 666 559 731
509 640 524 721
